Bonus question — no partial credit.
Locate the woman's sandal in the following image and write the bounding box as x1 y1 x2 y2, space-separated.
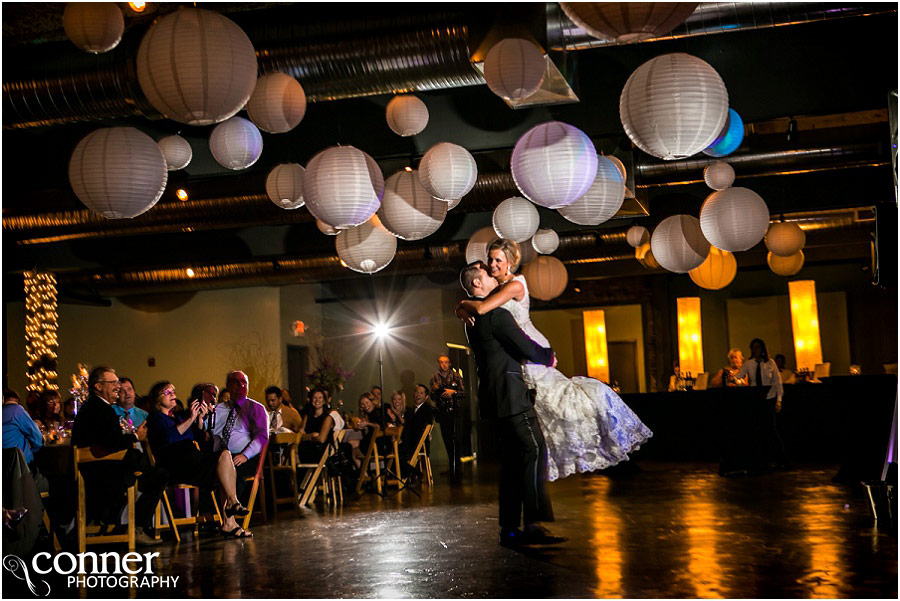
221 527 253 538
224 503 250 518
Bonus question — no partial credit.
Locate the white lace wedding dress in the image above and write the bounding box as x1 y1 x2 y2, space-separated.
501 275 653 481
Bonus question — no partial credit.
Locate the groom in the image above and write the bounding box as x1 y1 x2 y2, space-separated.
460 261 566 547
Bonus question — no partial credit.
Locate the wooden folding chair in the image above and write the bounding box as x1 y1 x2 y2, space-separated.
241 441 268 531
325 429 347 506
73 446 138 553
382 426 405 488
297 436 336 507
407 423 434 488
39 491 61 551
266 432 302 517
355 426 383 495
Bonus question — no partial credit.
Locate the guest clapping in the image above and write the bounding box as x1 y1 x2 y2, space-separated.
386 391 406 426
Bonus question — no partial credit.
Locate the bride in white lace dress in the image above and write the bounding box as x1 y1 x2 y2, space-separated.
458 239 652 481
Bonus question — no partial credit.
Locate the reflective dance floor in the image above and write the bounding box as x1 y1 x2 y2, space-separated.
14 462 899 599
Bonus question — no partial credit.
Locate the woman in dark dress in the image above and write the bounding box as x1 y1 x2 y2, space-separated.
298 387 335 463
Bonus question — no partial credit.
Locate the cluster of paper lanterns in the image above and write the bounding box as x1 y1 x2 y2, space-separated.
560 2 698 43
265 163 305 209
386 95 429 137
765 221 807 276
483 38 545 101
63 2 125 53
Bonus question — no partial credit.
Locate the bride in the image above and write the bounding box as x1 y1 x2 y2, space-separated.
457 239 652 481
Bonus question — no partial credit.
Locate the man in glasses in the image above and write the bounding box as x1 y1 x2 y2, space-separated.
113 376 148 429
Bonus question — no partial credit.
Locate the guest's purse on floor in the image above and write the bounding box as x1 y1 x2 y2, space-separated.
326 443 358 481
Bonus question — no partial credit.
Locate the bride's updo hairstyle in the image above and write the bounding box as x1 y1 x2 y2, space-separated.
488 238 522 272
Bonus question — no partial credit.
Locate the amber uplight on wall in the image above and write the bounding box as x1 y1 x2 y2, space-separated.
677 297 704 377
789 280 824 371
583 309 610 383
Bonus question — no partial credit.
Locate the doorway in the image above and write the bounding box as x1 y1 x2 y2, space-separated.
286 345 309 404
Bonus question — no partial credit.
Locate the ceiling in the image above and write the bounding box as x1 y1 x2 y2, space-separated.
2 2 897 302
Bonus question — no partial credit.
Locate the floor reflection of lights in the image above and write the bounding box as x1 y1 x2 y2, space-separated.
798 485 846 598
588 478 624 598
681 475 730 599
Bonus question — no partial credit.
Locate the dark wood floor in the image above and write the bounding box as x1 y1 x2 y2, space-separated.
6 461 897 598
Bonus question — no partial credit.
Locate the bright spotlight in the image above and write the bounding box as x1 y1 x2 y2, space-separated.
373 323 391 339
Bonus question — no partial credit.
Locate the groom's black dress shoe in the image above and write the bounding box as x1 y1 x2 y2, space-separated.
499 527 525 547
521 525 568 545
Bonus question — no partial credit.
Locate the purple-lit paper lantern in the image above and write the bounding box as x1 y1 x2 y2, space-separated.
209 116 262 170
703 108 745 158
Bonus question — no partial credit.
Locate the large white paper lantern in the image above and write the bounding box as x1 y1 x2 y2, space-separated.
626 225 650 248
336 216 398 274
317 219 339 236
209 116 263 170
137 7 258 126
303 146 385 229
492 197 540 242
418 143 478 202
512 121 598 209
522 256 569 301
700 187 770 252
557 155 624 225
246 73 307 134
266 163 305 209
704 161 735 190
157 135 192 171
620 53 728 160
483 38 545 101
560 3 698 43
68 127 167 219
765 222 806 257
768 250 804 276
650 215 710 273
465 227 499 264
531 228 560 255
689 246 737 290
386 95 429 137
63 2 124 54
377 170 447 240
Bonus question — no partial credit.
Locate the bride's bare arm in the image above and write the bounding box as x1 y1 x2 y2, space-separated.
473 280 525 314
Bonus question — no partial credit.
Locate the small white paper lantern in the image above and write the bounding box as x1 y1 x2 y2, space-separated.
620 53 728 160
492 197 540 242
317 219 339 236
69 127 168 219
704 161 735 190
465 227 499 264
532 228 560 254
266 163 305 209
246 73 307 134
137 7 258 125
418 142 478 202
522 256 569 301
689 246 737 290
606 155 627 181
768 250 805 276
377 170 447 240
560 2 698 43
483 38 545 100
157 135 192 171
336 216 398 274
386 95 429 137
63 2 124 54
765 222 806 257
626 225 650 248
511 121 598 209
557 155 624 225
700 187 770 252
209 116 263 170
303 146 385 229
650 215 710 273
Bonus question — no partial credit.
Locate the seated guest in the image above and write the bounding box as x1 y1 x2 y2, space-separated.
667 362 683 392
351 392 383 467
711 348 748 388
265 386 302 433
281 388 294 409
62 397 76 421
71 366 167 546
218 389 231 406
298 387 336 463
325 389 345 432
145 380 253 538
3 388 43 468
24 391 40 419
370 385 383 409
399 384 435 475
774 354 797 385
113 377 148 429
35 390 65 433
210 371 268 512
386 391 407 426
187 382 219 447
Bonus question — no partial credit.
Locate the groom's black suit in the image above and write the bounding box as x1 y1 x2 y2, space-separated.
465 306 555 529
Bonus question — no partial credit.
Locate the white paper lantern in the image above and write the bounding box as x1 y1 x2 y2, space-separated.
560 2 698 43
765 222 806 257
246 73 307 134
700 187 770 252
519 239 537 267
532 228 560 254
522 256 569 301
447 197 463 210
317 219 339 236
336 216 398 274
483 38 545 101
68 127 167 219
63 2 124 53
620 53 728 160
157 135 192 171
704 161 735 190
492 197 540 242
465 227 499 264
650 215 710 273
386 95 429 137
209 117 263 170
626 225 650 248
635 242 661 269
511 121 598 209
377 170 447 240
768 250 805 276
266 163 305 209
418 143 478 202
137 7 258 125
557 155 624 225
606 155 627 181
689 246 737 290
303 146 385 229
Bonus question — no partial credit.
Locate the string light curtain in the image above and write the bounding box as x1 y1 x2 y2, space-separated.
24 271 59 392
